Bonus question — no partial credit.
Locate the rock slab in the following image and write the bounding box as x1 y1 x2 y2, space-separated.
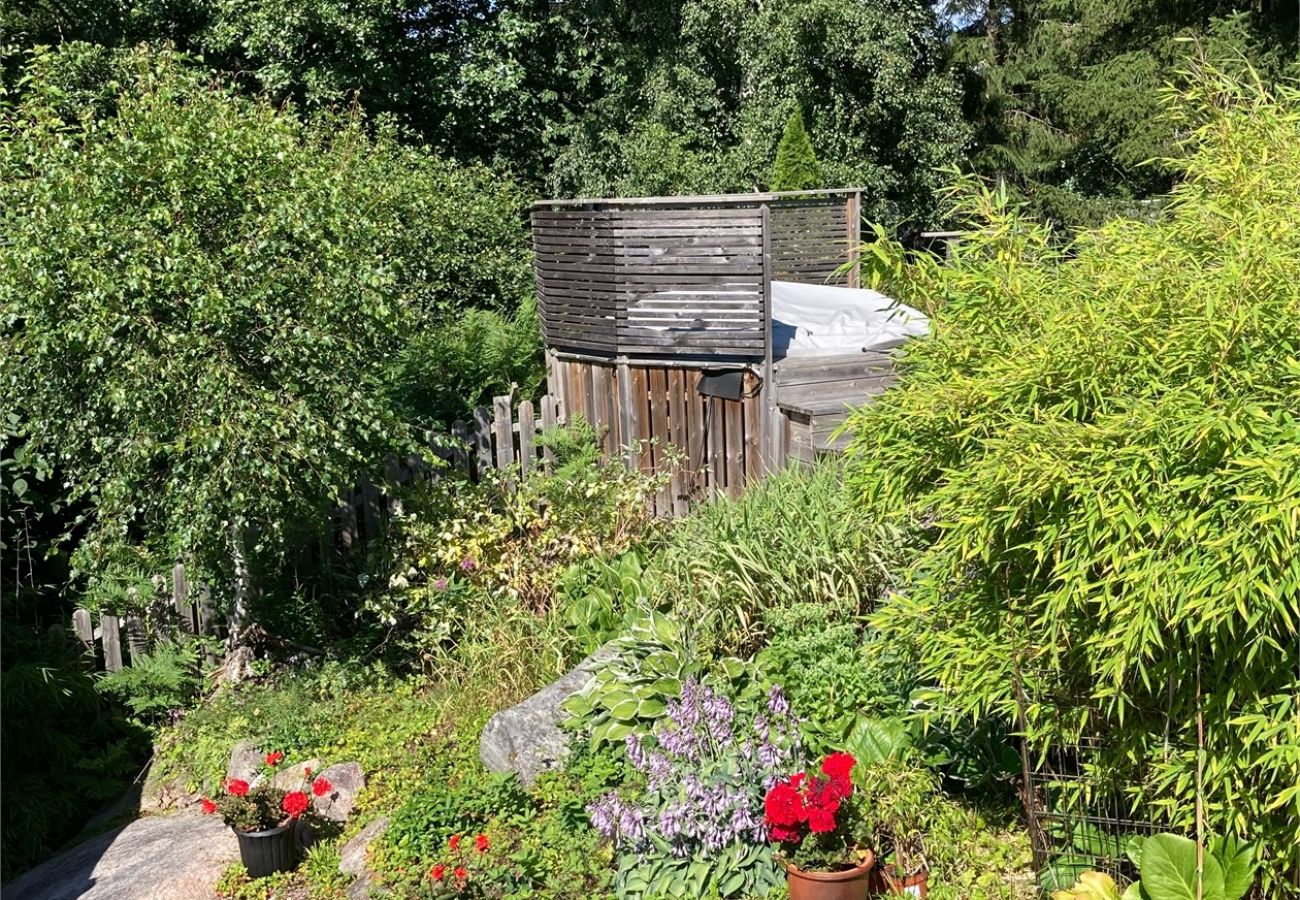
479 644 615 786
314 762 365 822
3 812 238 900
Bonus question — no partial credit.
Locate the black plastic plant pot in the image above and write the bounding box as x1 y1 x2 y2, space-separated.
235 822 298 879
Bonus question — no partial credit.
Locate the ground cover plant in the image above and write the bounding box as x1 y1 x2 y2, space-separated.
843 67 1300 894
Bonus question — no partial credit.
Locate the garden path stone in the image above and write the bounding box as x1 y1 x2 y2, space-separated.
479 643 616 785
340 816 389 899
3 810 237 900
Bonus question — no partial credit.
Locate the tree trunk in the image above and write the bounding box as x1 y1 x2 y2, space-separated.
222 525 255 683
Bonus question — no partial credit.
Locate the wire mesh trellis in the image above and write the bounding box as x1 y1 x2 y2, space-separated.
1022 734 1167 892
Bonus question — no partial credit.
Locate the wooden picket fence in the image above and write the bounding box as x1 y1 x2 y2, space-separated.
71 561 218 673
72 393 568 673
336 393 565 547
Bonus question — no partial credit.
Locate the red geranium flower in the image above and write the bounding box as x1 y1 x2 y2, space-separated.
454 866 468 882
312 777 333 798
304 766 312 778
821 752 855 788
226 778 250 797
768 824 802 843
264 751 284 767
449 834 461 851
806 805 837 834
201 797 218 815
282 790 310 818
429 864 446 882
474 834 489 853
763 779 804 827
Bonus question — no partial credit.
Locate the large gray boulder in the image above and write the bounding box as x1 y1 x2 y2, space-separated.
3 811 237 900
479 645 615 785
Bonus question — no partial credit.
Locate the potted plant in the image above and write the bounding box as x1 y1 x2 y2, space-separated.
202 752 335 878
765 752 875 900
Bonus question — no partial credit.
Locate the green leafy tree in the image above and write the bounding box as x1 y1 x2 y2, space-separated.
950 1 1299 228
844 67 1300 893
770 107 821 191
0 46 532 649
544 0 969 230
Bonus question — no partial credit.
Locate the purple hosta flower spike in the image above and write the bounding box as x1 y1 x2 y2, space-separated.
767 684 791 718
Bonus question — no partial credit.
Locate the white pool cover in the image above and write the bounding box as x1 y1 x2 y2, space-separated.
771 280 929 358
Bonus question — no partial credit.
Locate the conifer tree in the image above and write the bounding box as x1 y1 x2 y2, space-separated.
770 107 821 191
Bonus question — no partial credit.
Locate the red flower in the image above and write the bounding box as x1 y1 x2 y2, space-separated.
304 766 312 779
312 777 333 798
453 866 468 882
201 797 218 815
474 834 489 853
226 778 250 797
807 805 837 834
769 824 802 843
429 864 446 882
821 752 856 794
264 751 284 767
449 834 461 851
282 790 310 818
763 780 805 827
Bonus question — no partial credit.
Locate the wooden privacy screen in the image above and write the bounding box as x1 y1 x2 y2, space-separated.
549 355 764 516
769 197 859 286
533 205 767 360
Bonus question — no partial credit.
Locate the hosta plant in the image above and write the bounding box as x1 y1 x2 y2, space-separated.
563 610 746 749
586 680 801 898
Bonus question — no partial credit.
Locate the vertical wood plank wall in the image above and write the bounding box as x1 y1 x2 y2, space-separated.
549 355 772 516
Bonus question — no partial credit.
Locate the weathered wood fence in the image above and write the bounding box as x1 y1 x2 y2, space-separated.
335 393 566 547
73 393 569 672
71 561 218 673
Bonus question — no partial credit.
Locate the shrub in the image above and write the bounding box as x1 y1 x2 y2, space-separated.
843 67 1300 893
770 106 821 191
755 601 915 755
1 44 533 612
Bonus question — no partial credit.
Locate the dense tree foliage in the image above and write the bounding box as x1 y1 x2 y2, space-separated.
0 46 533 608
843 70 1300 892
950 1 1299 227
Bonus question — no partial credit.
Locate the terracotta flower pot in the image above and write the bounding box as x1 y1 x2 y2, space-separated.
235 821 298 879
786 850 875 900
870 863 929 898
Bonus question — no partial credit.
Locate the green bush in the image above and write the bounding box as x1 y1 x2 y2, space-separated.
844 68 1300 893
0 620 146 880
1 44 532 611
756 600 915 755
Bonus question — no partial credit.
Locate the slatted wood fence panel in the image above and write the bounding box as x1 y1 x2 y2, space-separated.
533 206 767 361
548 356 766 515
71 562 218 673
769 197 859 286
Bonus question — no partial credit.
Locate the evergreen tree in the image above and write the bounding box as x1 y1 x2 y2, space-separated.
770 107 822 191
